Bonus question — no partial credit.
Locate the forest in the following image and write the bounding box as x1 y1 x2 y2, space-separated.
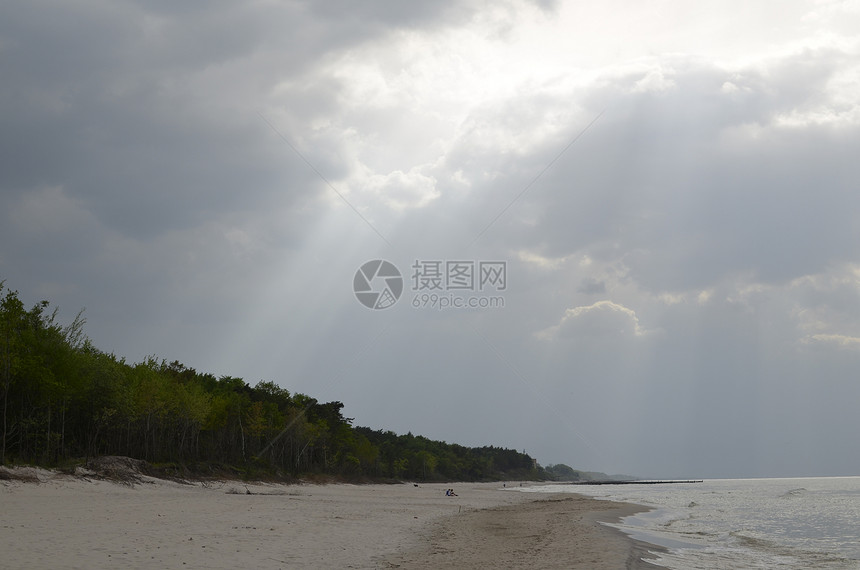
0 280 544 482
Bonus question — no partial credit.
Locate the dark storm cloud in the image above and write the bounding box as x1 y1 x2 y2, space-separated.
3 0 859 479
2 1 297 236
0 0 494 239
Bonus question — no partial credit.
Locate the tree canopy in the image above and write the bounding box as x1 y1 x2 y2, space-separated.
0 280 545 482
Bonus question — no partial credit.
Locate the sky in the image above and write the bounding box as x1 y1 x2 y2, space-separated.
2 0 860 479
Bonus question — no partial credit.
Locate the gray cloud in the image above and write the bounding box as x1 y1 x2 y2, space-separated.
577 277 606 294
3 0 860 478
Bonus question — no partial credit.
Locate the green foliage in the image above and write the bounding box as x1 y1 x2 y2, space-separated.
353 427 539 482
542 464 627 482
544 463 582 481
0 279 545 481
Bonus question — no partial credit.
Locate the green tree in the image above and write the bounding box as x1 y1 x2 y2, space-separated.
0 284 26 463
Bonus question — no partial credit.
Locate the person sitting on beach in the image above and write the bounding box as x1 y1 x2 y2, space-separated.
446 488 457 496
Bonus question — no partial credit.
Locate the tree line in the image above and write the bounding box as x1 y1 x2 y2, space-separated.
0 281 543 481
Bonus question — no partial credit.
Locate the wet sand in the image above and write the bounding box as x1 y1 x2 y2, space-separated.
381 494 664 569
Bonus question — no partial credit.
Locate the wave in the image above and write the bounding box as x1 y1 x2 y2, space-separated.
730 531 853 568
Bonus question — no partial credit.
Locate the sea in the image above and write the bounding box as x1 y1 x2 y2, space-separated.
521 477 860 569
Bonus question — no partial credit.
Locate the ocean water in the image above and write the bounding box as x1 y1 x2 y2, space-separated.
521 477 860 569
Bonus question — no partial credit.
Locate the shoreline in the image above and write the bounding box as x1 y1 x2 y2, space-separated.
1 468 664 568
381 494 665 569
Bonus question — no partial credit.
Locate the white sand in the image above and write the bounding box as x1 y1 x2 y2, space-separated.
1 468 658 569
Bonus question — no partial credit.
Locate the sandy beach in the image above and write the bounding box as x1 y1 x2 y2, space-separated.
1 466 660 569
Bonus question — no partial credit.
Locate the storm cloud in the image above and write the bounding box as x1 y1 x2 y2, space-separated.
3 0 860 478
